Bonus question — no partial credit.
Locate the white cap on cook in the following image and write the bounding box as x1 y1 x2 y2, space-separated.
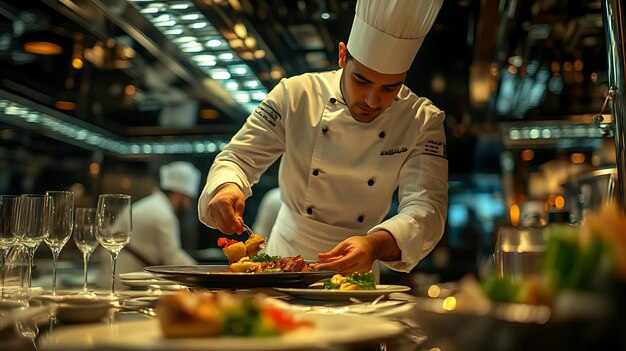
347 0 444 74
160 161 201 198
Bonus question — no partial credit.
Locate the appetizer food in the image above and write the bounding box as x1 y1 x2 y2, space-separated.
230 254 311 273
218 233 266 263
323 272 377 290
218 234 312 273
157 290 312 338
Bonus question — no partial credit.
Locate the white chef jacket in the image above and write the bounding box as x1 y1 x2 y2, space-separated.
98 191 195 287
199 69 448 272
252 187 282 240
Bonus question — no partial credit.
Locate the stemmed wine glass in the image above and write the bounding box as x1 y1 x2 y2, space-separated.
19 194 49 291
73 208 98 294
44 191 74 296
96 194 132 296
0 195 19 295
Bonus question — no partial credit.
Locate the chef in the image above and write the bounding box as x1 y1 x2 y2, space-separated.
98 161 201 287
199 0 447 275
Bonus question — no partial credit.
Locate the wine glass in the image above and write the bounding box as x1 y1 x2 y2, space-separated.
18 194 49 291
44 191 74 296
0 195 19 295
73 207 98 294
96 194 132 296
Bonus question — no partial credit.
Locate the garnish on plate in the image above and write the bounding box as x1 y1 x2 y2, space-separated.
323 272 377 290
251 253 281 262
157 290 313 338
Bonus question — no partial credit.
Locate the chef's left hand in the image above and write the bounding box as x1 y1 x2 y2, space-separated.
310 236 375 274
310 230 401 275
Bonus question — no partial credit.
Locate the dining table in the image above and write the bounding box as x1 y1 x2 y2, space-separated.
1 268 623 351
0 276 426 351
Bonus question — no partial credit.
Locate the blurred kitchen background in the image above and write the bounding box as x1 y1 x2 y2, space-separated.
0 0 621 285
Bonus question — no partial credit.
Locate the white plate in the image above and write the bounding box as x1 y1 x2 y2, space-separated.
274 284 411 301
119 272 155 280
36 294 117 304
40 313 403 351
121 279 177 288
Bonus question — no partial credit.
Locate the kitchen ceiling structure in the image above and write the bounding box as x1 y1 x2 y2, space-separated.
0 0 611 165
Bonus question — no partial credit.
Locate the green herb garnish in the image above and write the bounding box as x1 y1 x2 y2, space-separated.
324 272 377 290
250 253 280 262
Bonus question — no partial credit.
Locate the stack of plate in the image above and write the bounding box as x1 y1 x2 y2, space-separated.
119 272 185 291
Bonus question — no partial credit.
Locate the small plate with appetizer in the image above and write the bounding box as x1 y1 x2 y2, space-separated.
274 272 411 301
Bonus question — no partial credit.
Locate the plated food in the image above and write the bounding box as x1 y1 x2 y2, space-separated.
323 272 377 290
157 290 312 338
218 234 311 273
218 233 267 264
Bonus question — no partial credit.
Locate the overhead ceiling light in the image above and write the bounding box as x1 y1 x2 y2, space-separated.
54 101 76 111
244 36 256 48
233 22 247 38
210 69 231 80
24 41 62 55
129 0 270 113
140 7 159 14
200 109 219 120
163 28 183 35
172 36 197 43
218 52 234 61
0 96 229 155
244 80 259 89
180 14 200 21
169 3 190 10
253 50 265 59
240 51 254 60
72 57 83 69
206 39 222 47
224 80 239 90
228 39 244 48
229 0 242 11
189 22 208 29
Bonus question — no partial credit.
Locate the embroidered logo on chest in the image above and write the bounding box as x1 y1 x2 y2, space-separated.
380 146 408 156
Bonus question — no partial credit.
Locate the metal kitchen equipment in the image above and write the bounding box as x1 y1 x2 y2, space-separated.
601 0 626 214
572 167 617 222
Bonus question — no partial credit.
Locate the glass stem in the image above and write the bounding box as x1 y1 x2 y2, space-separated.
82 252 91 292
51 250 60 295
110 252 119 295
26 246 34 289
1 248 8 298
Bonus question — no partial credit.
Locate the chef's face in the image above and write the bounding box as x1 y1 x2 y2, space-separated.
338 42 407 123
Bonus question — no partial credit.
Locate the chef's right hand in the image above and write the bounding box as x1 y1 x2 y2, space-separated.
208 183 245 235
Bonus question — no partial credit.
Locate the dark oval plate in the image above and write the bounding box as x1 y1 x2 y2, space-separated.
143 265 339 289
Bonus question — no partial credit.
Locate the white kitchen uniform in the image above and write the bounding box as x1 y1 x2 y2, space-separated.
199 69 448 273
98 191 195 287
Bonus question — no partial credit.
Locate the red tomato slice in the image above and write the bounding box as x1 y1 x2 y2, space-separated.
217 237 239 248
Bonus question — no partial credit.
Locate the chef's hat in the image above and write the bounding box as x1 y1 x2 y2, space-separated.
347 0 444 74
159 161 201 198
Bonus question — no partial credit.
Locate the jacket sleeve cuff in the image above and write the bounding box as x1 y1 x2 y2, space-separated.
368 214 423 273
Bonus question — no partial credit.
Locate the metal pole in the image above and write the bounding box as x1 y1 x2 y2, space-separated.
602 0 626 213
